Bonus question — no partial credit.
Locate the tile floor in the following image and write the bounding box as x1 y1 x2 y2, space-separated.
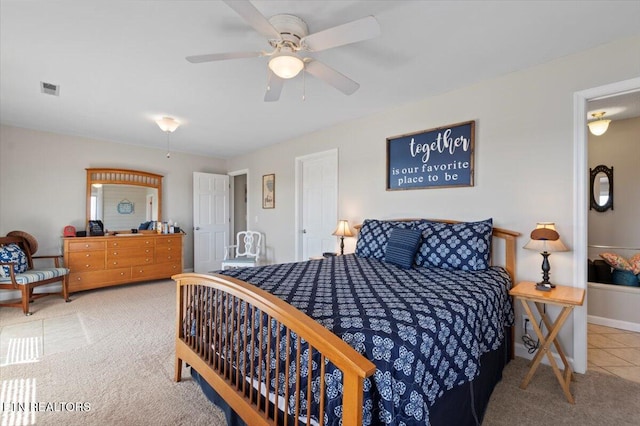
587 323 640 384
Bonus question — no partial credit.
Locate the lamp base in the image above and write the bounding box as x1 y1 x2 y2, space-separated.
536 283 553 292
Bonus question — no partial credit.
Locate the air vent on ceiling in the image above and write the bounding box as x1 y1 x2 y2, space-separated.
40 81 60 96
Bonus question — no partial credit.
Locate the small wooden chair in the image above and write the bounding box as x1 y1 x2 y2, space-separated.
0 235 70 315
221 231 262 270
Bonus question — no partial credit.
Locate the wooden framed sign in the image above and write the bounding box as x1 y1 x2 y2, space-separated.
386 120 475 190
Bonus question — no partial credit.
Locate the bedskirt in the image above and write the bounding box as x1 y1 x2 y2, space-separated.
190 330 510 426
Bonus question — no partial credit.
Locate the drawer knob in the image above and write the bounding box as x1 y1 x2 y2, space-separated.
85 264 90 268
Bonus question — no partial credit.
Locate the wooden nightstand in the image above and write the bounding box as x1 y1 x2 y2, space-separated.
509 281 585 404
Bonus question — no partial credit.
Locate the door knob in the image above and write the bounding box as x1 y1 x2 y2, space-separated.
195 226 201 230
302 229 307 234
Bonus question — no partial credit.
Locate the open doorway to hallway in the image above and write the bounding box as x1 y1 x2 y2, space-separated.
231 173 248 236
574 77 640 374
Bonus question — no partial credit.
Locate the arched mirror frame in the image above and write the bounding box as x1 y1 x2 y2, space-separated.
589 164 613 212
86 168 163 230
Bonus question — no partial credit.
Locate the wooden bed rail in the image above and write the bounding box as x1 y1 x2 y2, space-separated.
174 273 376 426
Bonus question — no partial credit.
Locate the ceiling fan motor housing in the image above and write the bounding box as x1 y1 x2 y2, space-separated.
268 14 309 49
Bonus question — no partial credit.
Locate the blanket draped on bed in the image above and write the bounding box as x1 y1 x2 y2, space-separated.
217 254 514 425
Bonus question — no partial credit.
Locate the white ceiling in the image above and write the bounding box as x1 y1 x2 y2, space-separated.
1 1 639 158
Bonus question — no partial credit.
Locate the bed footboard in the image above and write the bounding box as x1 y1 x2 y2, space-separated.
173 273 376 426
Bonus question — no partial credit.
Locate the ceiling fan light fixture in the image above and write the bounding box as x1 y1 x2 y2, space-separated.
268 52 304 79
156 116 180 133
587 111 611 136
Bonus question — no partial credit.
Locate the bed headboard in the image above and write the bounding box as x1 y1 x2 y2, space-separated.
354 218 520 282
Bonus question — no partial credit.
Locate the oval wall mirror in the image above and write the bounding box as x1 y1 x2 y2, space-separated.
589 165 613 212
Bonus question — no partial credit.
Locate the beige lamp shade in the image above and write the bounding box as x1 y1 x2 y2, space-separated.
332 220 354 237
523 222 568 253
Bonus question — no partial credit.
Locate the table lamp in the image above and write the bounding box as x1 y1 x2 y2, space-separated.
332 220 354 255
523 222 568 291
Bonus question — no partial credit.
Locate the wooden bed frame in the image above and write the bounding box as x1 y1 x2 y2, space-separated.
173 219 520 426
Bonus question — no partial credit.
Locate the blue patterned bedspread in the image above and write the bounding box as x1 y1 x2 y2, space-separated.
218 254 514 425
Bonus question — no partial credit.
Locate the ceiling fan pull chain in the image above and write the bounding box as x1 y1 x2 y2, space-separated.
302 66 306 101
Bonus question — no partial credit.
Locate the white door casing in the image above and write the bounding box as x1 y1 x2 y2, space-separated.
193 172 229 273
295 149 338 261
572 76 640 374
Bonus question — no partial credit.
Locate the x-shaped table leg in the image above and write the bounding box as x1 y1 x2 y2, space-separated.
519 299 576 403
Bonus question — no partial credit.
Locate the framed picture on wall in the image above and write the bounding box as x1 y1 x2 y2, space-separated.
262 174 275 209
386 120 475 190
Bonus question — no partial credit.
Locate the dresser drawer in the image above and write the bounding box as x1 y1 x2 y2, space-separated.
155 236 182 247
67 240 106 252
106 238 155 249
67 252 105 272
69 268 131 291
107 248 154 268
131 262 182 280
155 245 181 263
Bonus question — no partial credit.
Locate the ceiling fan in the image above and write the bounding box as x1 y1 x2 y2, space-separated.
186 0 381 102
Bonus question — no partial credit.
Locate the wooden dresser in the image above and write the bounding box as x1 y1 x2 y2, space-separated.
63 233 183 293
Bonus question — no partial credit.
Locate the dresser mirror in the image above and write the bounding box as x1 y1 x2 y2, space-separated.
86 168 163 232
589 164 613 212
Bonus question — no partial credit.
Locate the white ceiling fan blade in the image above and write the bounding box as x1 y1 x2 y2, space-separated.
264 70 284 102
223 0 281 41
186 51 265 63
301 16 380 52
304 60 360 95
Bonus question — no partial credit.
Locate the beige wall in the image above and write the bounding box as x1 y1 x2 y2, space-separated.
227 35 640 358
0 125 227 270
1 35 638 359
588 116 640 250
587 116 640 328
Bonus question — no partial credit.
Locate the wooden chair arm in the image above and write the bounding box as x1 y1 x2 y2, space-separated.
0 262 19 286
32 254 63 267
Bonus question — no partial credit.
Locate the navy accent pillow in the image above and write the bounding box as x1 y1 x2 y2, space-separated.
385 228 422 269
415 219 493 271
0 243 28 277
355 219 420 260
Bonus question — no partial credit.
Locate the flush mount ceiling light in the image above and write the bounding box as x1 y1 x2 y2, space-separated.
268 47 304 79
155 116 180 133
155 116 180 158
587 111 611 136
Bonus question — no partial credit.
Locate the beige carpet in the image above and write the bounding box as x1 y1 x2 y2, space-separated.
2 280 639 425
0 280 226 426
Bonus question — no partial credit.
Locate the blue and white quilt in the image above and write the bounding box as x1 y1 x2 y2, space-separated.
216 254 514 425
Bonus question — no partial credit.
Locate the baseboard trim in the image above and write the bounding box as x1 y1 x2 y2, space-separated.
588 315 640 333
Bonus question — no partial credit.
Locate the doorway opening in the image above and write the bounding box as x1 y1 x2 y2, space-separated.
573 77 640 374
229 169 249 248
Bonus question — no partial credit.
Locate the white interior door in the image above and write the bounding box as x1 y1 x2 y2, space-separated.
296 150 338 260
193 172 229 273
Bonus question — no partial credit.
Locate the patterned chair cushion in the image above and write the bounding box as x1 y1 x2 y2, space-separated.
355 219 420 260
0 243 28 277
385 228 422 269
0 267 69 285
415 219 493 271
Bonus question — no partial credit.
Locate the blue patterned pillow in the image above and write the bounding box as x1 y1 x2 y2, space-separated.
385 228 422 269
415 219 493 271
355 219 419 260
0 243 29 277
